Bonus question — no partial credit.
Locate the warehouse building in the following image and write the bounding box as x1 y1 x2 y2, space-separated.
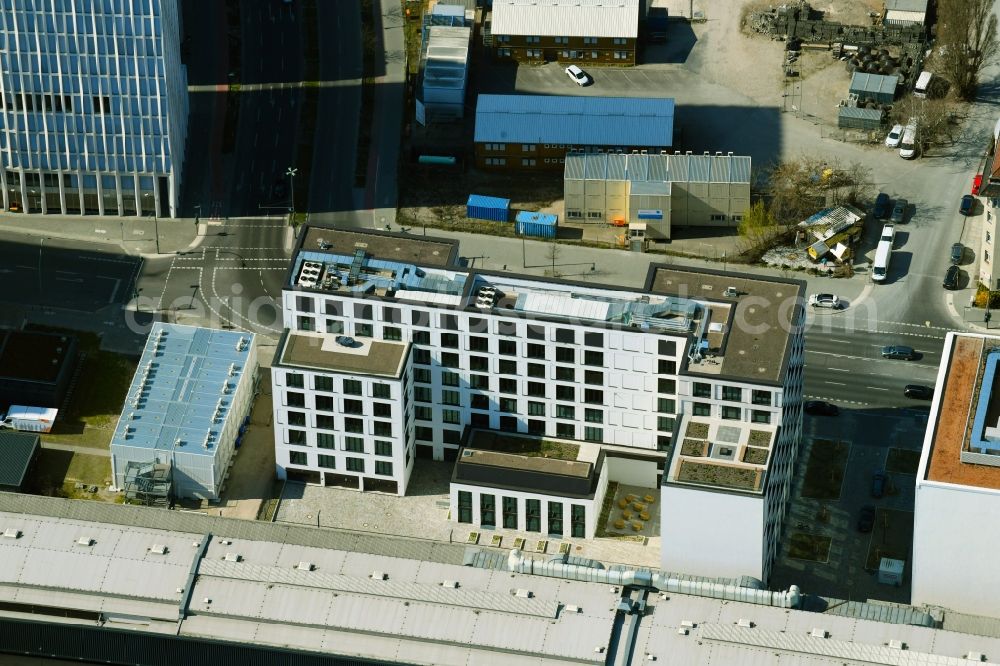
488 0 639 66
883 0 928 26
110 323 258 502
274 226 803 582
849 72 899 105
563 151 751 240
0 431 39 492
8 494 1000 666
474 94 674 170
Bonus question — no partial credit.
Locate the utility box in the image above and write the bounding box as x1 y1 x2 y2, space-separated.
879 557 905 586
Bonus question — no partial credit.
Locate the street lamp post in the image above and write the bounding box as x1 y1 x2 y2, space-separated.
37 237 46 295
286 166 298 216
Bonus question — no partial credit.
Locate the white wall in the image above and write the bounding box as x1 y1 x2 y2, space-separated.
912 481 1000 616
607 456 658 487
660 483 764 580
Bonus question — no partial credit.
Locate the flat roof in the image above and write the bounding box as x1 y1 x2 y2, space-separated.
665 416 775 494
278 332 408 378
924 334 1000 489
299 226 457 269
0 431 39 487
0 330 75 383
647 266 804 384
475 94 674 147
491 0 639 39
6 494 1000 664
109 324 255 458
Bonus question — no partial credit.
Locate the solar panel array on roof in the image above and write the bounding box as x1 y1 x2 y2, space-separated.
474 95 674 147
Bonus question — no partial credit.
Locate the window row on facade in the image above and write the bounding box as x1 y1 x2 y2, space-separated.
456 490 588 538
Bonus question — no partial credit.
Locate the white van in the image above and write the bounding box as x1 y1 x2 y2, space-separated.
898 124 917 159
914 71 932 98
872 239 893 282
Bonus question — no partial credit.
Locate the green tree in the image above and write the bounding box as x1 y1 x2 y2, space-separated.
937 0 999 100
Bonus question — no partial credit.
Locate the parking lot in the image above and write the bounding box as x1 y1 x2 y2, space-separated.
770 407 928 602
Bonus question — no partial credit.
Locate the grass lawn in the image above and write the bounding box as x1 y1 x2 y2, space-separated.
865 508 913 571
885 448 921 475
43 350 136 450
25 449 114 500
788 533 832 563
801 439 850 500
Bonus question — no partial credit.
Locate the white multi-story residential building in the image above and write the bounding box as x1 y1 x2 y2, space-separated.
913 332 1000 617
0 0 188 218
272 227 803 580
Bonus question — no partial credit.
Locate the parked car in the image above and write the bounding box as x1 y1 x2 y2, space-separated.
890 198 908 224
872 193 891 220
565 65 590 86
884 124 903 148
904 384 934 399
857 505 876 533
808 293 841 309
960 194 976 216
871 472 887 499
804 400 839 416
974 174 983 195
881 345 916 360
943 264 960 290
951 243 963 264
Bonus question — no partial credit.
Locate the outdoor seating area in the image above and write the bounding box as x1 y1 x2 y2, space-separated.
605 484 660 537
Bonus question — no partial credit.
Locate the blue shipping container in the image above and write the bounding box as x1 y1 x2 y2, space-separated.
467 194 511 222
515 211 557 239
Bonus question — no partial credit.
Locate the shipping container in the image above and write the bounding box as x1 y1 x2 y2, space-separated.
515 211 557 239
467 194 510 222
837 106 885 130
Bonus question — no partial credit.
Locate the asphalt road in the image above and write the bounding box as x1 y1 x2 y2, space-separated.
0 239 140 313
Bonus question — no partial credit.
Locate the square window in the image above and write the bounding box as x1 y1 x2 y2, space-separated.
289 451 307 466
752 410 771 424
384 326 402 341
469 336 489 352
584 350 604 366
316 415 335 430
413 330 430 345
297 315 315 331
286 391 305 408
471 394 490 410
355 323 373 338
499 359 517 375
441 332 459 349
346 457 365 473
657 397 676 413
500 397 518 413
415 386 432 402
585 370 603 385
527 363 546 378
584 332 604 347
585 408 602 423
317 433 336 449
555 366 575 381
373 421 392 437
315 395 334 412
692 403 711 416
296 295 314 312
318 454 336 470
375 460 393 476
528 401 545 416
287 429 307 445
372 383 391 399
286 373 305 389
752 390 772 406
442 409 461 424
526 325 545 340
441 389 461 406
287 411 306 427
441 352 460 368
693 382 712 398
527 382 546 397
584 389 603 404
373 402 392 418
556 405 575 420
441 371 460 387
499 378 518 395
414 368 431 383
314 376 333 392
344 399 364 415
528 419 545 435
499 339 517 356
344 417 364 434
722 386 742 402
555 328 575 343
470 374 490 389
526 343 546 360
325 300 343 316
354 304 372 320
440 314 458 330
344 436 365 453
556 385 574 401
658 339 677 356
721 406 741 420
555 423 575 439
414 348 431 365
658 378 676 394
470 356 489 372
411 309 430 327
325 320 344 334
382 306 401 323
375 440 393 456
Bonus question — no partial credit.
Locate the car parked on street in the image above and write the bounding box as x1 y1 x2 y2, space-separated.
951 243 963 264
890 198 908 224
884 124 903 148
871 472 887 499
565 65 590 86
881 345 917 360
943 264 960 290
872 193 891 220
960 194 976 216
904 384 934 399
804 400 839 416
857 505 876 532
808 293 841 309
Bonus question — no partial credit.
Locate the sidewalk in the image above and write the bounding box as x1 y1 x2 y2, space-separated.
368 0 406 229
0 211 201 257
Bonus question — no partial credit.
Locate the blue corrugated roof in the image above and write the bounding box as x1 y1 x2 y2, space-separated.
474 95 674 146
467 194 510 209
110 323 255 457
515 211 557 226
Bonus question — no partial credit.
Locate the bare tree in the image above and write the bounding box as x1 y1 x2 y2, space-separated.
890 97 958 149
937 0 999 100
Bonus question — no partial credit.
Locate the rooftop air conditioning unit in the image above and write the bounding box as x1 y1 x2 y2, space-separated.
150 544 168 555
296 562 314 571
564 604 581 613
76 537 94 547
3 529 21 539
737 618 753 628
965 652 985 662
224 552 241 562
887 640 905 650
514 589 532 598
371 571 388 580
680 620 695 629
724 287 738 298
810 628 828 638
442 580 459 588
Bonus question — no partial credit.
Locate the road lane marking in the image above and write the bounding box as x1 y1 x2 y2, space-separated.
824 381 847 386
828 368 849 372
808 351 874 361
866 387 889 391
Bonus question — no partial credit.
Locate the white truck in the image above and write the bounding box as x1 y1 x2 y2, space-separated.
0 405 58 433
881 224 895 246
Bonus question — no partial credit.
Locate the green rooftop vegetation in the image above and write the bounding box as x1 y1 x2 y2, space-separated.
469 432 580 462
676 460 761 491
685 422 710 439
680 439 708 457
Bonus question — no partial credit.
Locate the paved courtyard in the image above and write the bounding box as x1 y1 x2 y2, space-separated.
275 460 661 568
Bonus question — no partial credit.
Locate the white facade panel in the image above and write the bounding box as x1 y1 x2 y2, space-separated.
660 483 765 580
